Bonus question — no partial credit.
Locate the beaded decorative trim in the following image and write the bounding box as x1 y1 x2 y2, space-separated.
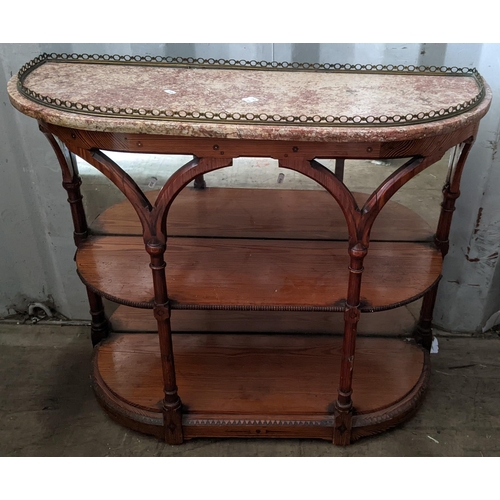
17 53 486 127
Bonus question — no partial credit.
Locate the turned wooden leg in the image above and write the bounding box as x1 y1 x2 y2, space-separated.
40 123 109 348
86 288 109 346
434 141 473 257
415 284 438 351
193 174 206 189
334 243 367 445
415 142 473 351
334 305 359 445
334 158 345 182
147 241 183 444
154 303 183 444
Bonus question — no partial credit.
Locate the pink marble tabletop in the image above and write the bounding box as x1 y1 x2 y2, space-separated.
7 57 492 143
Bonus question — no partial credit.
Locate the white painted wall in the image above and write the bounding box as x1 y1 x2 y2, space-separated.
1 43 499 332
0 44 86 318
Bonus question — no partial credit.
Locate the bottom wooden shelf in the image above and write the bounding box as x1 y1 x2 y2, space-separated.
93 333 430 443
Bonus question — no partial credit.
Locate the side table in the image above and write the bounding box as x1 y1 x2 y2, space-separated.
8 54 492 445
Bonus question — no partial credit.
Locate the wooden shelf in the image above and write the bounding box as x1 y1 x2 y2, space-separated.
93 333 428 440
90 188 434 242
77 236 441 311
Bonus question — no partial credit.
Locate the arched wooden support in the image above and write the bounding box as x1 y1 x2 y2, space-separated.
276 156 363 444
40 123 109 345
278 157 360 241
153 157 233 240
415 138 474 350
53 146 233 437
435 139 474 257
147 156 232 443
360 152 445 245
75 148 154 236
328 152 446 444
39 123 88 246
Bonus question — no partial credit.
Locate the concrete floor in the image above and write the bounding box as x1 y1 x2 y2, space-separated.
3 151 499 457
1 323 499 457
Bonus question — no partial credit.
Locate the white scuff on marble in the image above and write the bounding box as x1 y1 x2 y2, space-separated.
242 96 259 103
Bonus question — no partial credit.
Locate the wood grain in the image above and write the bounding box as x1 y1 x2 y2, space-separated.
96 334 425 416
76 236 442 310
46 122 482 161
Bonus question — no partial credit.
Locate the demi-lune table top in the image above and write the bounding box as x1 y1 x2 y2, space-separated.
8 54 492 142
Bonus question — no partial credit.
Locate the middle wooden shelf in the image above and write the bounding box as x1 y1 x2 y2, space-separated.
76 235 442 311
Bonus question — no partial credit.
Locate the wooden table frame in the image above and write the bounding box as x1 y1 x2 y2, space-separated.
39 119 476 445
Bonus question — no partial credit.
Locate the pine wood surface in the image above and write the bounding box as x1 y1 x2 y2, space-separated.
90 187 434 242
109 303 420 335
76 236 441 310
96 333 424 416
